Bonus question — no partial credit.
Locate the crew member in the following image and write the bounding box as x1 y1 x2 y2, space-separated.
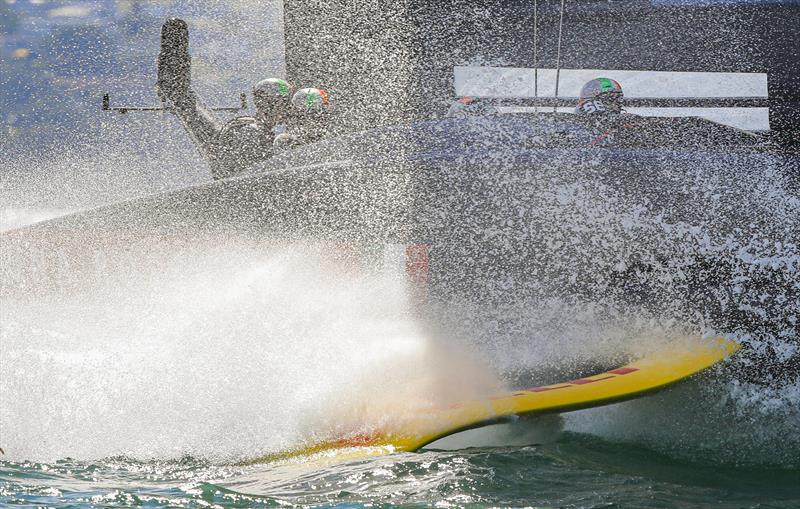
155 18 293 179
446 96 498 117
212 78 294 176
273 87 331 153
575 77 625 115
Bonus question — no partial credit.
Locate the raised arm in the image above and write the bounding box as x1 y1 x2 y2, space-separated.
155 18 223 161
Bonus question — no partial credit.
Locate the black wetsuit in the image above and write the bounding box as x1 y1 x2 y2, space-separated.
156 18 276 180
209 116 278 178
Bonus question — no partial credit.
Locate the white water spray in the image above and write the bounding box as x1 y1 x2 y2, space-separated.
0 239 501 463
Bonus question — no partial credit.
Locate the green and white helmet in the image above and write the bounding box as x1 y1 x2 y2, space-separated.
579 77 623 100
252 78 294 121
291 87 330 113
253 78 293 101
576 77 624 113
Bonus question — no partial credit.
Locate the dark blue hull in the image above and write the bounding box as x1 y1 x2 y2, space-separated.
3 115 798 382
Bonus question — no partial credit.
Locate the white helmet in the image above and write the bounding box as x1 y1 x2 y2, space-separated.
253 78 293 101
291 87 330 113
576 77 624 114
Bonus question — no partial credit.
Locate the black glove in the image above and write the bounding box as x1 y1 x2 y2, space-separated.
156 18 192 103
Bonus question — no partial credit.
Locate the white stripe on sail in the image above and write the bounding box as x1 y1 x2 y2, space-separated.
454 67 768 98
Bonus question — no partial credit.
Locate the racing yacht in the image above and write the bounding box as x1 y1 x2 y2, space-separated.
2 0 798 383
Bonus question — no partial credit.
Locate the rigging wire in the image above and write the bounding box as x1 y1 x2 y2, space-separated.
533 0 538 113
554 0 566 112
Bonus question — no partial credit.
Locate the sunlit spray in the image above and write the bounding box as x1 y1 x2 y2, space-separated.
0 238 506 462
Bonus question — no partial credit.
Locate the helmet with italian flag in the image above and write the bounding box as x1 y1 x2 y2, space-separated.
580 77 623 99
252 78 294 119
254 78 293 99
291 87 330 114
577 77 624 113
287 87 331 144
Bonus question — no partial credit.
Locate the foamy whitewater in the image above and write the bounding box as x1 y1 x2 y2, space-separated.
1 204 798 469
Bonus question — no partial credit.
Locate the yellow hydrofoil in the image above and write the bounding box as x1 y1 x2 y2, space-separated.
251 336 739 463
